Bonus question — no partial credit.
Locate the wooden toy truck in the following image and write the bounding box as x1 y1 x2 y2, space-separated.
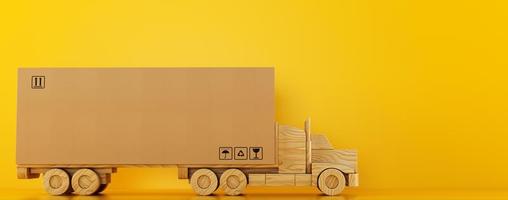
17 68 358 196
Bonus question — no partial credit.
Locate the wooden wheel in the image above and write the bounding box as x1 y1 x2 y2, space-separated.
43 168 71 195
71 169 100 195
219 169 247 196
317 168 346 196
190 169 218 196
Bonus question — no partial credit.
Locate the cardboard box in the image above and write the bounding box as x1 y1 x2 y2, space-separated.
17 68 275 165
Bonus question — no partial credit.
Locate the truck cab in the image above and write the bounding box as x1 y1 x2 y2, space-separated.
184 119 359 196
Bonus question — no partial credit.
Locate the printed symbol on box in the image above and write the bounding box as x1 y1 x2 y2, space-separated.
31 76 45 89
249 147 263 160
219 147 232 160
234 147 248 160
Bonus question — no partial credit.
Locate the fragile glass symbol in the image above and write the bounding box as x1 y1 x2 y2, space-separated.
252 148 260 159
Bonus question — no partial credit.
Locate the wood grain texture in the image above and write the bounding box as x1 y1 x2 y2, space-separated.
295 174 311 186
278 125 306 173
43 169 71 195
311 163 355 186
248 174 266 186
274 122 279 166
17 167 28 179
178 167 189 179
265 174 295 186
317 168 346 196
35 168 116 174
219 169 247 196
71 169 100 195
190 169 218 196
29 167 113 186
310 134 334 150
17 167 39 179
304 118 311 137
312 150 357 171
348 173 359 187
189 167 277 180
304 118 312 174
247 173 311 186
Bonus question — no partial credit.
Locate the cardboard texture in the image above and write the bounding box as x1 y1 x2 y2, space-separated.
17 68 275 165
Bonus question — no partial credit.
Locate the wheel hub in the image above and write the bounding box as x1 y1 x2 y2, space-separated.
78 175 94 189
49 175 62 189
226 175 240 189
325 175 339 189
197 175 211 189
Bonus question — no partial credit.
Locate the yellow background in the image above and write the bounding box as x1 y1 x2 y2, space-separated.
1 0 508 192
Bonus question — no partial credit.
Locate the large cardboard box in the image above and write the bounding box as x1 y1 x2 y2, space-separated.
17 68 275 165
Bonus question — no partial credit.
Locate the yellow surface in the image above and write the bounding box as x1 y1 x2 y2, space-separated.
3 189 508 200
1 0 508 193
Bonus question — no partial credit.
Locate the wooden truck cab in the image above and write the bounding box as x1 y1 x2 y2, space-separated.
240 119 358 196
